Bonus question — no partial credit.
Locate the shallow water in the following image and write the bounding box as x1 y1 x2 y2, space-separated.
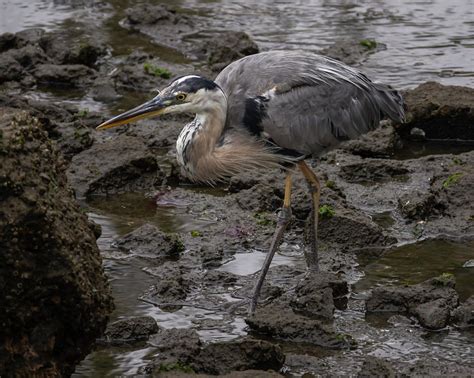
2 0 473 89
356 238 474 300
74 193 474 375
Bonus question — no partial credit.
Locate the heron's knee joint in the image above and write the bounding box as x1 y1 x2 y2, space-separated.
306 182 320 194
277 206 292 224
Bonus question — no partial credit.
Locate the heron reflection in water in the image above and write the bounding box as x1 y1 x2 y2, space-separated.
97 51 405 314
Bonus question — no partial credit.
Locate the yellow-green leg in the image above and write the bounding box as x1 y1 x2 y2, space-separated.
298 161 320 272
249 172 292 314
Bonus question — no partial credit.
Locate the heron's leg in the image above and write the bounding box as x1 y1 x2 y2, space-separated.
297 161 320 272
249 172 292 315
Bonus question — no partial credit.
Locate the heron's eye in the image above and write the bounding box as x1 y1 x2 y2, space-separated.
176 93 187 101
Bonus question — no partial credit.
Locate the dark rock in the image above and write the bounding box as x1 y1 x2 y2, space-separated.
122 4 196 53
144 330 284 376
14 28 45 48
6 45 50 69
203 31 259 71
341 125 402 158
0 110 113 376
115 223 184 258
235 183 282 212
290 272 348 319
338 159 409 184
194 339 284 375
412 298 451 329
33 63 96 87
146 328 202 366
398 190 442 221
110 60 166 91
89 80 121 102
227 172 263 193
451 296 474 328
199 243 224 269
321 39 386 65
144 262 189 303
0 54 24 83
366 274 459 330
318 207 397 248
0 32 16 52
40 34 107 67
401 82 474 140
357 356 396 378
56 123 94 158
202 270 239 286
246 299 355 349
102 316 159 344
125 4 190 27
66 135 161 198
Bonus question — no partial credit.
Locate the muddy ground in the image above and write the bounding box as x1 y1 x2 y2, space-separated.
1 2 473 377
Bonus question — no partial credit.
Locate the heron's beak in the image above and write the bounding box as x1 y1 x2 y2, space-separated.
96 96 167 130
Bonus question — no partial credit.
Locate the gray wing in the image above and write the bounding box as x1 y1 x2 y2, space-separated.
215 50 405 156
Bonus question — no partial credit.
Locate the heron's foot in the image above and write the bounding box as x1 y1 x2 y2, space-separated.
222 298 251 315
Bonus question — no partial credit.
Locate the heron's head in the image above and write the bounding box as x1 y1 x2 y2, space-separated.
97 75 225 130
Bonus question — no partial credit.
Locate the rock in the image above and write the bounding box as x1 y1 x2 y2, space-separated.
318 207 397 248
412 298 451 329
451 296 474 328
0 54 24 83
122 4 196 53
0 32 16 52
203 31 259 71
320 39 387 65
341 125 402 158
144 262 189 303
40 33 107 67
290 272 348 319
144 330 284 376
338 159 409 184
12 28 45 48
357 356 396 378
397 190 443 220
145 328 202 368
89 80 121 102
0 110 113 376
235 182 283 212
6 44 50 69
194 339 284 375
67 135 161 198
366 274 459 330
33 63 96 87
115 223 184 259
401 82 474 140
246 299 355 349
102 316 159 344
55 123 94 158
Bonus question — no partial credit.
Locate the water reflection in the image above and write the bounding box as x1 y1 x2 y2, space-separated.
1 0 473 88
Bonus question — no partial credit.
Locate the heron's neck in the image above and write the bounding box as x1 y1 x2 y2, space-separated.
176 92 290 184
176 94 227 181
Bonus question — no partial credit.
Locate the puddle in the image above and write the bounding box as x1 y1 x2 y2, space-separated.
394 140 474 160
355 238 474 300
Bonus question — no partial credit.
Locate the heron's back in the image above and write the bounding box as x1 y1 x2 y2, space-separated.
215 51 405 156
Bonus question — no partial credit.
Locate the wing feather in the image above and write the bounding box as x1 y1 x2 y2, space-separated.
215 50 405 156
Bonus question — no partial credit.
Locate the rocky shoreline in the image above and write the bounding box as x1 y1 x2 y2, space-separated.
1 3 473 376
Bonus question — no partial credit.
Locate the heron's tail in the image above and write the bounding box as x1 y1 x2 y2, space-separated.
373 84 406 124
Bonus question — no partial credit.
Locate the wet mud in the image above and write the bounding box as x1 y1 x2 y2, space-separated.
1 1 473 377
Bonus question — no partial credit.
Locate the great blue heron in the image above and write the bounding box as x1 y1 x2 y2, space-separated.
97 50 405 314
